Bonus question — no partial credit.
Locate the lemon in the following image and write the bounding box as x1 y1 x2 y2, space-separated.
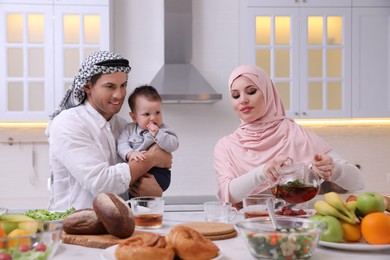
7 229 32 248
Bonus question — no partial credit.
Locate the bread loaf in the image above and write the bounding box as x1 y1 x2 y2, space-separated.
63 208 107 235
93 192 135 238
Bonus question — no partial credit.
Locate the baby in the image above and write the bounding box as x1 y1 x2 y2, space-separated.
117 85 179 196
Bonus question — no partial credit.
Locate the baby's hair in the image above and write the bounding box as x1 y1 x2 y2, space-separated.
128 85 162 112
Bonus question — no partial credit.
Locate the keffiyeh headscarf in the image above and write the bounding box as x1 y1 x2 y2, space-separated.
49 51 131 119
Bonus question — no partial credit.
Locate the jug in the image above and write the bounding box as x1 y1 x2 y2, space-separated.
270 162 323 204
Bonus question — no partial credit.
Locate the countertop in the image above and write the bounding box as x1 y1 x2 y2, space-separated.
51 210 390 260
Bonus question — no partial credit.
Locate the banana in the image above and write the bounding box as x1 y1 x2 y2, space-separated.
324 192 356 221
314 200 356 224
345 200 357 212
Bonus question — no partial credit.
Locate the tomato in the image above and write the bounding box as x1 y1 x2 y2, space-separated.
35 243 47 252
0 253 12 260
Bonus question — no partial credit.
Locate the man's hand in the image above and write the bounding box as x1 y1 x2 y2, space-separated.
147 144 172 169
129 173 163 197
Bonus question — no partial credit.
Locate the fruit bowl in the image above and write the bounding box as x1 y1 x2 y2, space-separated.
236 217 324 259
0 218 62 260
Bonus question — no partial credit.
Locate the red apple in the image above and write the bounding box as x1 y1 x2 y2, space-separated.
356 192 387 216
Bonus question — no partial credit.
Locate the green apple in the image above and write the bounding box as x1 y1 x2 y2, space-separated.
312 215 343 243
356 192 387 216
1 221 19 235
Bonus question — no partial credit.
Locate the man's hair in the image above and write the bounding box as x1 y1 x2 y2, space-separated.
128 85 162 112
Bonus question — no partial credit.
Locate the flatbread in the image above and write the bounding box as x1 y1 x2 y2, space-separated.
177 222 237 240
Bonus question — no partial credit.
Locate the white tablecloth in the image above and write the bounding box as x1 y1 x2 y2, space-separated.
51 211 390 260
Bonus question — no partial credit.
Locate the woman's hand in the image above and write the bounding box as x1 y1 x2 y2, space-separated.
311 154 334 181
264 156 292 184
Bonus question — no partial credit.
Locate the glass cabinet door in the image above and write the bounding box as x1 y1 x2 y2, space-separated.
0 1 109 121
247 7 300 118
300 8 351 118
0 4 54 120
53 5 109 108
246 7 351 118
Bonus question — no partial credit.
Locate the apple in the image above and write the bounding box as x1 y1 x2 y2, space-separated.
310 215 343 243
356 192 387 217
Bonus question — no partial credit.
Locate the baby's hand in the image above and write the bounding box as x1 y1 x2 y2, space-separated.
147 122 159 137
129 151 147 162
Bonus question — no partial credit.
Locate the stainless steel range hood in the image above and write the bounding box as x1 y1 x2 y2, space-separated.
150 0 222 103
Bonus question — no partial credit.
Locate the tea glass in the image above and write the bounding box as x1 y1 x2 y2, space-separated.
243 194 284 219
203 201 238 223
129 196 164 229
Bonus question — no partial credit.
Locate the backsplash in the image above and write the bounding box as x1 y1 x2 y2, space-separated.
0 123 389 209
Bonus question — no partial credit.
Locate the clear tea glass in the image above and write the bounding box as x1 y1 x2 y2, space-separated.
129 197 164 229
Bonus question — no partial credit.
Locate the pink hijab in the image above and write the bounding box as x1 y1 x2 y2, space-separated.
214 64 331 200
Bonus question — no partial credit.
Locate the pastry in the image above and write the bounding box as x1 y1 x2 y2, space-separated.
115 233 175 260
165 225 219 260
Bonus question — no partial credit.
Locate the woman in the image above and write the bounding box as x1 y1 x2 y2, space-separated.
213 64 364 205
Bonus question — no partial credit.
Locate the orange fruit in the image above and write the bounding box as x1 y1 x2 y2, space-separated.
340 220 362 242
361 212 390 245
7 229 32 248
0 224 5 249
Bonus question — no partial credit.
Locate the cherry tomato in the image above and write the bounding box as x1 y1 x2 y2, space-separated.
34 243 47 252
19 244 32 252
0 253 12 260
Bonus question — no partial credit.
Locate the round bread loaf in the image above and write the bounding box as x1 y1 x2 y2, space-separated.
93 192 135 238
63 208 107 235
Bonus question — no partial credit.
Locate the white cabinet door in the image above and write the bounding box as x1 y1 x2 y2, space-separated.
0 1 110 121
247 0 351 7
299 8 352 118
0 4 54 120
244 5 351 118
352 7 390 117
53 4 110 108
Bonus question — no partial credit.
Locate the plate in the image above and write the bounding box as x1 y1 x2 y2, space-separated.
274 208 315 218
319 241 390 251
100 244 224 260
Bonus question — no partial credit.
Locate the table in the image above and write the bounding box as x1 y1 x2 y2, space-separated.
51 211 390 260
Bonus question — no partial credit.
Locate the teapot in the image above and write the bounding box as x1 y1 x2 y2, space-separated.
270 162 323 204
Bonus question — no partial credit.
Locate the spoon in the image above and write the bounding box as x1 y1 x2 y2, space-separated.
266 198 278 230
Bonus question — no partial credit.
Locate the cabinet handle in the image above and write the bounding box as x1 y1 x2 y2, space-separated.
294 0 299 2
295 112 299 116
302 112 307 116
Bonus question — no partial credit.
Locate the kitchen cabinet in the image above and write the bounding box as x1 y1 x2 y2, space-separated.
0 0 109 121
242 0 352 118
351 0 390 117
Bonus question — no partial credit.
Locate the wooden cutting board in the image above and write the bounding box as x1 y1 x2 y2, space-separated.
61 230 155 249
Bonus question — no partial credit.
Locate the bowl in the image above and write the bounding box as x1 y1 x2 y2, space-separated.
236 217 324 259
0 219 63 259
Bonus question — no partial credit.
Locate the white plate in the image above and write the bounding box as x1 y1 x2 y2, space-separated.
319 241 390 251
274 208 315 218
101 244 224 260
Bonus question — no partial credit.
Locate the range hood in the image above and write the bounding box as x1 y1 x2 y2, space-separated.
150 0 222 103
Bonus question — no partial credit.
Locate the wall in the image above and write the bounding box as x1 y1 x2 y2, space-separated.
0 0 389 209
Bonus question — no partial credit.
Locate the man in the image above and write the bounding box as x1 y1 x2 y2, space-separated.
47 51 172 210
